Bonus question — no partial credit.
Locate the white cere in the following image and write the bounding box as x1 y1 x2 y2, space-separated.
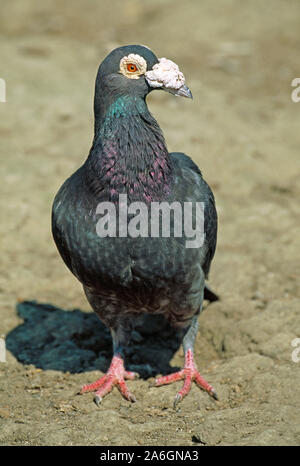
145 58 185 90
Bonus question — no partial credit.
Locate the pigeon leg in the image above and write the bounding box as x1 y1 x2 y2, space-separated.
79 326 137 405
154 316 217 408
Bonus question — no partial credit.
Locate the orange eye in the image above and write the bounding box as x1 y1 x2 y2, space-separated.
127 63 138 73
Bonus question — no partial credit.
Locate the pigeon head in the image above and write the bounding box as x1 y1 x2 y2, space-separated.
95 44 192 103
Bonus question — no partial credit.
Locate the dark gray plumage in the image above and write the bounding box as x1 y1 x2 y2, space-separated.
52 45 218 406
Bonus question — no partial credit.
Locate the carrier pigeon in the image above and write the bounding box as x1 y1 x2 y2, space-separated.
52 45 218 407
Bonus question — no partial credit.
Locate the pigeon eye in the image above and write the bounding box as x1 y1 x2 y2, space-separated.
127 63 138 73
119 54 147 79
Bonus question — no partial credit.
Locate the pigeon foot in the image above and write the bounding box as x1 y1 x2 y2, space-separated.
153 349 217 408
79 354 137 405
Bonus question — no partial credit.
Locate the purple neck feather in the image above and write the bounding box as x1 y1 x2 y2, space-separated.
85 96 173 203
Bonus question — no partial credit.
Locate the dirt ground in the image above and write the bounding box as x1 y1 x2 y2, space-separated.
1 0 300 446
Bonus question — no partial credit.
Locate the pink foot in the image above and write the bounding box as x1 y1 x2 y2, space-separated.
154 349 218 407
80 354 137 406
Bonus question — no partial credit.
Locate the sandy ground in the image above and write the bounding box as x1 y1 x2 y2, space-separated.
1 0 300 446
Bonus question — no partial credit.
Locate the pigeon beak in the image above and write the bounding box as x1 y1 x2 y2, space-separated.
163 84 193 99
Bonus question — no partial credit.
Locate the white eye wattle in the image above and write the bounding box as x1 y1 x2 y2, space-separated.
119 54 147 79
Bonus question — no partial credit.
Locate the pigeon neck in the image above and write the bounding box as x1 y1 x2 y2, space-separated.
87 95 173 202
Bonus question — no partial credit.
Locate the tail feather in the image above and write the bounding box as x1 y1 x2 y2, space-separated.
204 284 219 302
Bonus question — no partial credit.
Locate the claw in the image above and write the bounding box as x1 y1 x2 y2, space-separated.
173 393 182 409
128 393 137 403
148 379 159 388
94 394 102 407
210 389 219 401
125 371 139 380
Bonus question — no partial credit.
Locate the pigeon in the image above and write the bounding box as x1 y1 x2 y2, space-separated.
52 45 218 407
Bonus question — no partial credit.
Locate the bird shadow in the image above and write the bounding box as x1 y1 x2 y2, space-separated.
6 301 183 379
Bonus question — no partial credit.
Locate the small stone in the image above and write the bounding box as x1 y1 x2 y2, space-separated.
0 408 10 418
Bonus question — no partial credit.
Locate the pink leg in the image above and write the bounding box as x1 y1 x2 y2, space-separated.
154 349 217 407
80 354 137 406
